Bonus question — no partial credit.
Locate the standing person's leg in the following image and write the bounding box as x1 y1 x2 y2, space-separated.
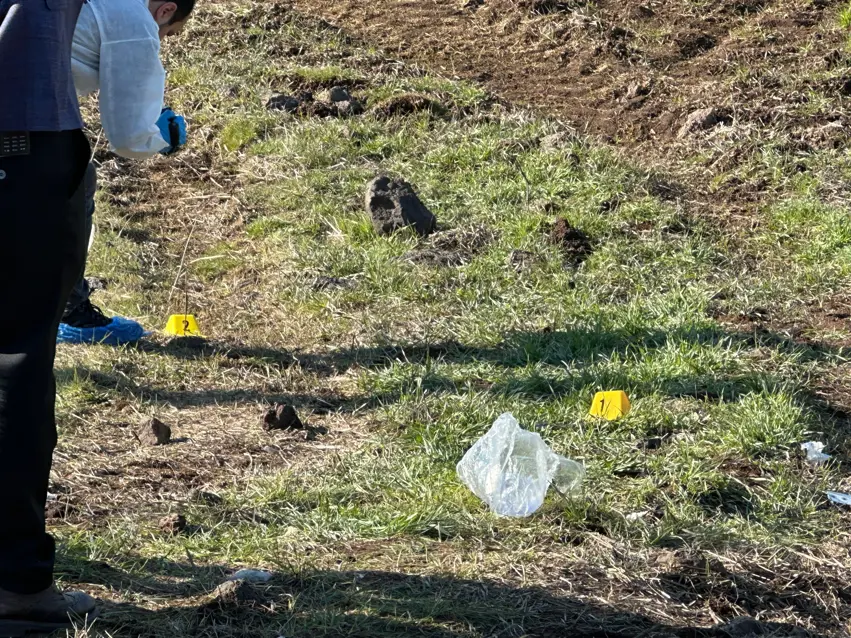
57 161 146 346
0 130 98 632
60 162 97 320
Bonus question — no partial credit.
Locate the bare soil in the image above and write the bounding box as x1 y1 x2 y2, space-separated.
291 0 851 208
292 0 841 140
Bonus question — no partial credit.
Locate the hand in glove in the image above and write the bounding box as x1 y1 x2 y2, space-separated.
157 107 187 155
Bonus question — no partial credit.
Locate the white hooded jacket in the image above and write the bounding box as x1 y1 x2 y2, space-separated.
72 0 170 159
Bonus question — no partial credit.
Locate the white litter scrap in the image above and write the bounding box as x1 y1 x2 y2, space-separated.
827 492 851 507
456 413 585 518
801 441 831 465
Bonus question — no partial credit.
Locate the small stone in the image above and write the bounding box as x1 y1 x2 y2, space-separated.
366 176 436 237
138 418 171 446
159 513 187 536
266 94 301 113
263 404 304 431
328 86 351 102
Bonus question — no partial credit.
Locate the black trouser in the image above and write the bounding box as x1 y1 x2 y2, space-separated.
0 130 90 594
62 162 97 320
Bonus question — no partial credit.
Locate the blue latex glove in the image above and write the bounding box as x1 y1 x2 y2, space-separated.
157 107 187 155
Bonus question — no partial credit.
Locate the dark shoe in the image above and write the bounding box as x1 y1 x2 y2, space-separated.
0 584 98 636
61 298 112 329
58 298 147 346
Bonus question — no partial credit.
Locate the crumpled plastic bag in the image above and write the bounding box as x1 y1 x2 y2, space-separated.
456 413 585 517
801 441 831 465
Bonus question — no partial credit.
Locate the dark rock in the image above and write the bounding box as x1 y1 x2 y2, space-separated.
328 86 351 103
266 94 301 113
366 176 436 237
138 418 172 446
159 513 187 536
263 403 304 431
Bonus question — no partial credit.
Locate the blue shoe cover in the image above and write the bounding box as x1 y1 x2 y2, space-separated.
57 316 147 346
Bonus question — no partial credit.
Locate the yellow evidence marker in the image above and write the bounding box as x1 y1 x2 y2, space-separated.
590 391 631 421
164 314 203 337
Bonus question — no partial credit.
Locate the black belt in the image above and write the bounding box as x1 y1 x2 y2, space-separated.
0 131 30 157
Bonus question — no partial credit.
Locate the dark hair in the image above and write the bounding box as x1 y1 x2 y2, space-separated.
172 0 196 22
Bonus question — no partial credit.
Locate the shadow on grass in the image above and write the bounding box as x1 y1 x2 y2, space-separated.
58 553 835 638
57 323 851 451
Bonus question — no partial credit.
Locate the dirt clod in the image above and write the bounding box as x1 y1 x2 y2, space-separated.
328 86 351 102
266 94 301 112
334 99 364 117
548 218 592 266
263 403 304 431
138 418 172 446
678 107 729 138
159 513 187 536
372 93 444 118
45 500 77 520
210 579 264 607
366 176 436 237
508 249 540 272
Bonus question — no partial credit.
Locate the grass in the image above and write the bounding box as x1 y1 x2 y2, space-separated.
54 0 851 636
